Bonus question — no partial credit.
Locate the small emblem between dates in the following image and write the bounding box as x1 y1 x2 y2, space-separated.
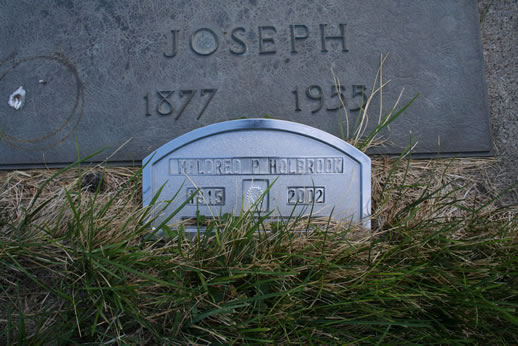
243 180 269 212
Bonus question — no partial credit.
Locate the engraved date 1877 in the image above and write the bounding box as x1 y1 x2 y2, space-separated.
144 88 217 120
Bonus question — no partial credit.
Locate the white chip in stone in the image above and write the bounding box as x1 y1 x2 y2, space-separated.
8 86 26 110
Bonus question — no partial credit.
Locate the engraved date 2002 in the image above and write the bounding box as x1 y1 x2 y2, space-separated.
144 89 217 120
287 186 325 205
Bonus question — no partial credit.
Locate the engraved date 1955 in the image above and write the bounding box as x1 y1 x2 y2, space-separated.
292 84 368 113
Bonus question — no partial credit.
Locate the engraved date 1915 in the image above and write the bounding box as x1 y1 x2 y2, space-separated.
144 89 217 120
187 187 225 206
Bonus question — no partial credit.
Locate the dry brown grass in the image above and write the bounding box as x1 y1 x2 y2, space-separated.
0 157 509 235
0 167 142 245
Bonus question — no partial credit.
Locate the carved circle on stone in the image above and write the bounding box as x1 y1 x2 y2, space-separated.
0 55 84 150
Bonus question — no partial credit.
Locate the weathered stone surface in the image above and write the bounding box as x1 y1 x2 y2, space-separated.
0 0 491 168
142 119 371 229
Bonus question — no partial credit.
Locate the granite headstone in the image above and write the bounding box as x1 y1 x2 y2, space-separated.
0 0 491 168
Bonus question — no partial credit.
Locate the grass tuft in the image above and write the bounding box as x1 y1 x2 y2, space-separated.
0 155 516 344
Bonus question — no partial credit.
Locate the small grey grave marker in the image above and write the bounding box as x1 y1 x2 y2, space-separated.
142 119 371 230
